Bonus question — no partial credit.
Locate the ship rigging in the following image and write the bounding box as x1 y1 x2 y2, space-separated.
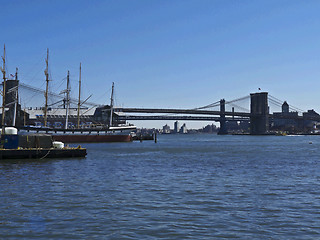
0 46 136 136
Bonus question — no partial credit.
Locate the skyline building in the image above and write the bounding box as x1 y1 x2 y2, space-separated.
174 121 179 133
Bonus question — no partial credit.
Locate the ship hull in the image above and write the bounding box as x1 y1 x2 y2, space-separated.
52 134 132 143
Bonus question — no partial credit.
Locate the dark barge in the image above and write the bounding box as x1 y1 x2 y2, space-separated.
0 128 87 160
0 147 86 160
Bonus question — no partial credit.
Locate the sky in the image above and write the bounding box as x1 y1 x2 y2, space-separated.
1 0 320 129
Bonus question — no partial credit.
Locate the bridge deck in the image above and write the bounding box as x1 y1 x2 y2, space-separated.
115 108 320 121
115 108 251 117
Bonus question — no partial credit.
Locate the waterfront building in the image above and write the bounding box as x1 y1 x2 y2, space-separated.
273 101 299 131
303 109 319 131
282 101 289 113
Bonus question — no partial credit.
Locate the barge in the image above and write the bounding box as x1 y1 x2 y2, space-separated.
0 127 87 160
0 147 86 160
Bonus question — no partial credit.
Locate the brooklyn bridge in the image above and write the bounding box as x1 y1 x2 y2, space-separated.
114 92 320 135
2 78 320 135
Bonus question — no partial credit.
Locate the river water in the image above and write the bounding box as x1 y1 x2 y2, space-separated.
0 134 320 239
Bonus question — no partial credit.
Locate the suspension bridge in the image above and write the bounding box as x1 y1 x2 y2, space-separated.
3 80 320 135
114 92 319 135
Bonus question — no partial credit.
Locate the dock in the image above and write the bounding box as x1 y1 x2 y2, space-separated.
0 147 87 160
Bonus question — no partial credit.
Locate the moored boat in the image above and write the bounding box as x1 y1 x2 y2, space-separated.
51 126 136 143
0 47 136 143
0 127 87 160
0 147 87 160
52 133 132 143
48 81 136 143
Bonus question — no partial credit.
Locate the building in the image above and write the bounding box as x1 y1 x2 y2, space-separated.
226 120 250 133
180 123 187 134
174 121 179 133
282 101 289 113
272 101 320 133
162 124 171 134
201 124 217 133
24 105 126 129
273 101 299 131
303 109 319 131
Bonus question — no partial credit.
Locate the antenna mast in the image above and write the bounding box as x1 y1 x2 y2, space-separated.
44 48 49 127
77 63 81 128
1 45 6 134
109 82 114 128
65 71 70 129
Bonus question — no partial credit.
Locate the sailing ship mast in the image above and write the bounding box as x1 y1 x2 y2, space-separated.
65 71 70 129
77 63 81 128
109 82 114 128
1 44 6 134
44 48 49 127
12 67 18 127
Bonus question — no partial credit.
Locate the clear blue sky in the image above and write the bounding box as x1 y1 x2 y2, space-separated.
1 0 320 128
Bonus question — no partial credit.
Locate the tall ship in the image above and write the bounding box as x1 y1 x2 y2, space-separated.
1 47 136 143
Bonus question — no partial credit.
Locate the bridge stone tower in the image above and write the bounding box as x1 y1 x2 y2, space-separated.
250 92 269 135
218 99 228 135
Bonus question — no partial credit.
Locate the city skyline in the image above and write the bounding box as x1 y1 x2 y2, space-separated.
1 0 320 128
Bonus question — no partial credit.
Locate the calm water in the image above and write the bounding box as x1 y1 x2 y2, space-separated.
1 134 320 239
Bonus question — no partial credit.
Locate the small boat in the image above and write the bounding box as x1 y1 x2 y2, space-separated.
275 131 287 136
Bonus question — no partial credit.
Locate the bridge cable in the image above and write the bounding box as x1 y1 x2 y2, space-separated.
225 95 250 105
228 103 250 112
269 95 304 113
193 101 220 110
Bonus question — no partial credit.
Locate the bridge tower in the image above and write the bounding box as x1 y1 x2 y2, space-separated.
218 99 228 135
250 92 269 135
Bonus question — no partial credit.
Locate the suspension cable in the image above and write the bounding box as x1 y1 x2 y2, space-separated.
269 95 304 113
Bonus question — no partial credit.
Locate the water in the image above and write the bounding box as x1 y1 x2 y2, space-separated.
1 134 320 239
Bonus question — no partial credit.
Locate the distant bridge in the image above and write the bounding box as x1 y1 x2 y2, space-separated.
8 80 320 135
114 92 320 135
116 108 320 121
115 108 251 117
119 115 248 121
